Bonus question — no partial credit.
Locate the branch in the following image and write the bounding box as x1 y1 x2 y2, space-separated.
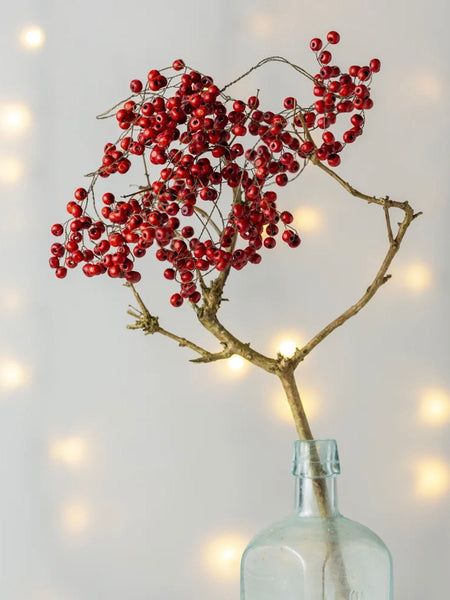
125 283 230 363
288 186 418 368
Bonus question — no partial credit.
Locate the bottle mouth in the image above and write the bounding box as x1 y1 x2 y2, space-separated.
291 439 340 478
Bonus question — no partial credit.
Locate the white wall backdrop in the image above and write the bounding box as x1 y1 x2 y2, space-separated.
1 1 449 598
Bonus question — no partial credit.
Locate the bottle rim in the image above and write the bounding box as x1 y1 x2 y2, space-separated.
291 438 341 478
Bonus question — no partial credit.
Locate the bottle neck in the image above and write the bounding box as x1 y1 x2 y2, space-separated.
294 475 340 517
291 439 341 518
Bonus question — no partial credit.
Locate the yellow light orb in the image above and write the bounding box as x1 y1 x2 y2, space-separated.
294 206 323 232
0 288 25 313
0 358 29 390
414 458 449 500
49 436 88 466
226 354 248 373
203 533 248 580
275 334 304 358
0 157 24 184
248 13 272 37
60 502 91 534
20 26 45 49
413 73 441 100
418 388 450 426
402 261 432 292
0 103 32 134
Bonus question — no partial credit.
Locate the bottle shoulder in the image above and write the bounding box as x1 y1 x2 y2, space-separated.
244 513 391 556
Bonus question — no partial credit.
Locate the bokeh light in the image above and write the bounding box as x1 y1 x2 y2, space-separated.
49 436 88 466
294 206 323 232
247 13 272 38
0 358 30 390
273 334 305 358
60 502 91 535
226 354 248 373
418 388 450 426
203 533 248 580
0 156 24 184
413 72 441 100
0 103 32 134
402 261 432 292
19 25 45 49
414 458 449 500
0 288 26 313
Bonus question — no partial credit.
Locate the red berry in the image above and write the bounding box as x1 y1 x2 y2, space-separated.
310 38 323 51
357 66 371 81
327 154 341 167
264 237 276 249
125 271 141 283
130 79 143 93
350 114 364 127
284 97 296 109
74 187 87 201
170 293 183 307
172 59 185 71
275 173 288 186
280 211 294 224
370 58 381 73
326 31 340 44
319 51 332 65
55 267 67 279
51 223 64 236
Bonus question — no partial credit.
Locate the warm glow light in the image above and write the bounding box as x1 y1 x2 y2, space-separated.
0 359 29 390
204 533 248 579
0 289 25 313
294 206 323 232
60 502 91 534
418 388 450 426
275 335 304 358
0 103 32 134
49 436 88 466
20 26 45 48
414 458 449 499
273 387 320 423
413 73 441 100
227 354 248 373
248 13 272 37
402 261 432 292
0 157 24 184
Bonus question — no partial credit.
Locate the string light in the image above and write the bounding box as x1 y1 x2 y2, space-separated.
0 156 24 184
418 388 450 426
0 103 32 135
402 261 432 292
294 206 323 232
60 502 91 535
273 333 305 358
227 354 248 373
248 13 272 37
413 72 440 100
414 458 449 500
203 533 248 580
0 288 26 313
0 358 29 390
19 26 45 49
49 436 88 466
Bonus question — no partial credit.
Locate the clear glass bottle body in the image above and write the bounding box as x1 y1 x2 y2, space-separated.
240 440 392 600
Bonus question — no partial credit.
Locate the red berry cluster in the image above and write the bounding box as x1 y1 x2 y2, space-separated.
305 31 380 166
50 32 380 307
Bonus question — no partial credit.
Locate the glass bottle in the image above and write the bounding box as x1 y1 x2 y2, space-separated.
240 439 393 599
